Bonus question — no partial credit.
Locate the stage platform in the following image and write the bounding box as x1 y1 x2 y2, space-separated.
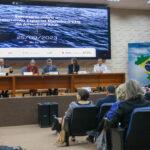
0 93 105 127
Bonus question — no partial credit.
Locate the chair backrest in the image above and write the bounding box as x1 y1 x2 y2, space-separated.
98 103 114 121
70 106 97 135
21 67 26 75
126 107 150 150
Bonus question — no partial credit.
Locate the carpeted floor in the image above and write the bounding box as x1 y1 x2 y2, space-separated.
0 125 97 150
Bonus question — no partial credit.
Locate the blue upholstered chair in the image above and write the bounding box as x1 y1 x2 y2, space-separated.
64 106 97 146
98 103 114 121
21 67 26 75
111 107 150 150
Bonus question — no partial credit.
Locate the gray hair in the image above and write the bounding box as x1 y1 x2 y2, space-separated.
125 80 144 100
47 58 52 62
116 84 126 101
30 59 36 64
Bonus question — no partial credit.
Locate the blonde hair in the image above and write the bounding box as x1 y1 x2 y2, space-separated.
116 84 126 101
125 80 144 100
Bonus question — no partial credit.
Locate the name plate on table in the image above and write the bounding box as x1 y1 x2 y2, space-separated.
0 72 6 76
78 71 87 74
48 72 59 75
23 72 33 75
103 70 111 73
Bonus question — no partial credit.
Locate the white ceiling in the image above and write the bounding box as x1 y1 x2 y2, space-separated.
29 0 150 10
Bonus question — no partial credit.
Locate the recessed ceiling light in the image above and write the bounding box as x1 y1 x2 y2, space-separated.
147 0 150 4
107 0 120 2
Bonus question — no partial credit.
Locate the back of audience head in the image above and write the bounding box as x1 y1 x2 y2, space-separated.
125 80 144 100
116 84 126 101
106 85 116 95
77 89 89 101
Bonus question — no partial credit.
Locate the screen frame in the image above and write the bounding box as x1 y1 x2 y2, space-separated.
0 0 111 60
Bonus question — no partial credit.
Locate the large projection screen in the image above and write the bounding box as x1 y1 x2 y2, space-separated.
0 1 111 59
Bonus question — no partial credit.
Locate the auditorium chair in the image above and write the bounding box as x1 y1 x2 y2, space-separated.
98 103 114 121
64 106 97 146
86 103 114 142
111 107 150 150
0 146 24 150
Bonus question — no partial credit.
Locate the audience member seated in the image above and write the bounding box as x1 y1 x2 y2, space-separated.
107 80 150 149
93 58 108 73
52 89 94 144
0 58 13 97
26 59 39 96
42 58 58 95
144 84 150 101
68 58 80 74
107 83 126 120
87 84 125 143
96 85 116 118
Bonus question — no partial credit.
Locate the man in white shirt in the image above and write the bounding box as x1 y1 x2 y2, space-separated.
0 58 13 97
93 58 108 73
0 58 13 73
93 59 108 92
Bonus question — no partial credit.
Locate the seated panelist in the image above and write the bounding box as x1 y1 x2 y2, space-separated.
0 58 13 74
42 58 58 74
26 59 39 96
42 59 58 95
93 58 108 73
68 58 80 74
0 58 13 97
93 58 108 91
26 59 39 75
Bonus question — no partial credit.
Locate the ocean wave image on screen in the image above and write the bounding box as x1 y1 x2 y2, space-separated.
0 4 109 51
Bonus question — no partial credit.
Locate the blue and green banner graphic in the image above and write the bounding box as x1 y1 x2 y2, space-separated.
128 42 150 86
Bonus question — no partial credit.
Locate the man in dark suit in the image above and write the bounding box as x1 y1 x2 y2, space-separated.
96 85 116 118
42 59 58 95
42 58 58 74
87 85 116 143
0 58 13 97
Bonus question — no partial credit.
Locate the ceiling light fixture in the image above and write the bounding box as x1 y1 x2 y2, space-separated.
147 0 150 4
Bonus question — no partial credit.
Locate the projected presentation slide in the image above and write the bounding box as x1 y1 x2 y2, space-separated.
0 3 110 58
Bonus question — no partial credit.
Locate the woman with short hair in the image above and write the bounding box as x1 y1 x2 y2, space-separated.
110 80 150 129
68 58 80 74
65 89 93 118
106 83 126 120
52 89 94 143
26 59 39 75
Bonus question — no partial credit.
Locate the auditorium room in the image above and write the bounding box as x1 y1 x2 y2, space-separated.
0 0 150 150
